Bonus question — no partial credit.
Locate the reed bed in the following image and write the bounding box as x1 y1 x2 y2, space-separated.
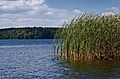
54 13 120 61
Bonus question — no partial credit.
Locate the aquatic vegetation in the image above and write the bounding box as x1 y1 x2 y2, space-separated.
54 13 120 61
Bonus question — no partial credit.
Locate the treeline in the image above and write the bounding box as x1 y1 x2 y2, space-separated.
0 27 59 39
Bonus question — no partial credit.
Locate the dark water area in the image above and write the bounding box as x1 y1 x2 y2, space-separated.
0 39 120 79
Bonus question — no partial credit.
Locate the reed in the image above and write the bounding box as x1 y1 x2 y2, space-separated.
54 13 120 61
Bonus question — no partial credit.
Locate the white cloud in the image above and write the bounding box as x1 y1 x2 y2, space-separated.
45 11 53 15
0 0 45 8
0 0 81 28
74 9 81 14
0 0 45 13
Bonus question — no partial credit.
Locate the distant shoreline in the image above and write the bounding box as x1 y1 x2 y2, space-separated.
0 27 59 39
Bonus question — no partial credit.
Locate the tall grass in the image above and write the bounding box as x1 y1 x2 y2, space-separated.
54 13 120 61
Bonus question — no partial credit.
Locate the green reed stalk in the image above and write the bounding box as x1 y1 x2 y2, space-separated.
54 13 120 61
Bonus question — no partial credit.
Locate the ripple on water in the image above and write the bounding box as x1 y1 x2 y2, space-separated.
0 40 120 79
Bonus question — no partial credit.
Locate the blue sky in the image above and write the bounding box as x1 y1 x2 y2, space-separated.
46 0 120 12
0 0 119 28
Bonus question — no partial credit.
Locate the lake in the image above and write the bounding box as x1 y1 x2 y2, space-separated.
0 39 120 79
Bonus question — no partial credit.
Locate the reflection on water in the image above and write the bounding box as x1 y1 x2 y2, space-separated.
0 39 120 79
60 60 120 79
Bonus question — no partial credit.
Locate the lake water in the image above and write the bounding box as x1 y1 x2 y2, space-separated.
0 39 120 79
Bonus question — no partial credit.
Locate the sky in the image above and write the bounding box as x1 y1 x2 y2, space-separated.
0 0 120 28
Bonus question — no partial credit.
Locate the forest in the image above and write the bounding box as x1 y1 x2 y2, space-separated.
0 27 59 39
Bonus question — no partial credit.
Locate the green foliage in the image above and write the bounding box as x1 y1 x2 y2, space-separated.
54 13 120 61
0 27 58 39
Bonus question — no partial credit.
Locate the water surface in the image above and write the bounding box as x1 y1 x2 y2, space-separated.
0 39 120 79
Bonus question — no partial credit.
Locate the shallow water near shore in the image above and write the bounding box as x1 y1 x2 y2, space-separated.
0 39 120 79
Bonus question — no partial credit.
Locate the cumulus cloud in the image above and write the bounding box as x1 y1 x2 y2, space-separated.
0 0 45 13
0 0 45 8
0 0 80 28
74 9 81 14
